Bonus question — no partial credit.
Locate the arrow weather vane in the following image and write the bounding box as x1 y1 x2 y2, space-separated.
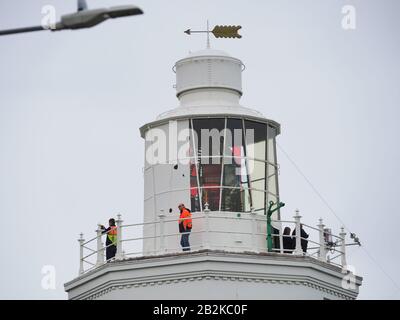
184 21 242 48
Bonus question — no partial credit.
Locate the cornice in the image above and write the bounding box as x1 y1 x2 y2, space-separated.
65 250 360 300
75 270 356 301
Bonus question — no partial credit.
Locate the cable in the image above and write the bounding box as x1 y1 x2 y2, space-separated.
277 142 400 297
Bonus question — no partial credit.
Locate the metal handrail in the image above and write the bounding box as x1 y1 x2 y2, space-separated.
122 220 161 228
143 155 279 168
82 234 100 246
144 185 279 202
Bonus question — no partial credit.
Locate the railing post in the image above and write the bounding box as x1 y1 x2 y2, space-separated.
96 224 105 267
340 226 347 271
293 209 303 255
159 211 166 253
78 233 85 275
115 214 123 260
204 203 210 250
318 218 327 262
250 207 258 253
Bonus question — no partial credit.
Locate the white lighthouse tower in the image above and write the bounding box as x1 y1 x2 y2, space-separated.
64 47 362 300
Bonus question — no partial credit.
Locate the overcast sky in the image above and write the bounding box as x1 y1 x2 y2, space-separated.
0 0 399 299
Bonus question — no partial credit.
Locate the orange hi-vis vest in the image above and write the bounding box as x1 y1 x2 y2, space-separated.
107 226 117 245
179 208 192 229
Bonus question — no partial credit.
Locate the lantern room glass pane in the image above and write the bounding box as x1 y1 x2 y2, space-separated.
191 118 225 211
245 120 267 215
252 190 268 214
221 187 251 213
190 161 201 212
267 125 277 198
267 125 277 165
201 186 221 211
189 120 200 212
266 125 280 217
222 118 247 190
192 118 225 163
200 164 222 211
245 120 267 162
221 118 252 212
267 163 278 198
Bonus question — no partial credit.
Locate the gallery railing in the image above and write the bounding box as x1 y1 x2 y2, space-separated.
77 211 349 275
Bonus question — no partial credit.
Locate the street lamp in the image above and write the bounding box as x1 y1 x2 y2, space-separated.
0 0 143 36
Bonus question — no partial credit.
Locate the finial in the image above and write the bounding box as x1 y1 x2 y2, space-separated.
206 19 210 49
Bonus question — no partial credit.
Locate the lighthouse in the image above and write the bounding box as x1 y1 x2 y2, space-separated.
64 46 362 300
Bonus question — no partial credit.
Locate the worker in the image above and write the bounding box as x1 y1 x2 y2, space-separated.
282 227 294 253
178 203 192 251
100 218 117 261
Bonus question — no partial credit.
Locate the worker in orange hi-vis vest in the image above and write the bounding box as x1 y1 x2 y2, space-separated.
100 218 117 261
178 203 192 251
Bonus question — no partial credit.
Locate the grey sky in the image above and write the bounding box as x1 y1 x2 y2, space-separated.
0 0 399 299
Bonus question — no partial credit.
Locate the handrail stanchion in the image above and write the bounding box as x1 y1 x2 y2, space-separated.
250 207 258 253
318 218 327 262
115 214 123 260
279 225 284 254
78 233 85 275
204 203 210 250
159 211 166 253
340 227 347 271
96 224 105 267
293 209 303 255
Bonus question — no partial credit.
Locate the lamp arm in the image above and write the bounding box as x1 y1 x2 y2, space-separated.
0 25 47 36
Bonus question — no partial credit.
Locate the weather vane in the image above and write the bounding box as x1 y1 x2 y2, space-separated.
184 21 242 48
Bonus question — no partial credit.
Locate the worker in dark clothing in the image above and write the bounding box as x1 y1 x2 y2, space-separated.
100 218 117 261
178 203 192 251
282 227 294 253
291 224 309 253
